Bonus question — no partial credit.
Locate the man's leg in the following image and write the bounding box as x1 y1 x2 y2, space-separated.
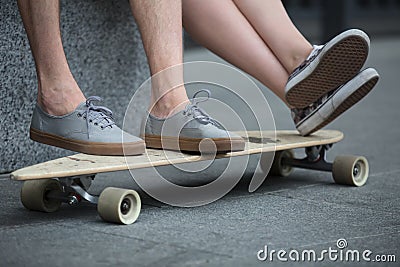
17 0 145 156
129 0 245 152
129 0 189 118
17 0 85 116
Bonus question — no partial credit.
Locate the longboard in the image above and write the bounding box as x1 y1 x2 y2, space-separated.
10 130 369 225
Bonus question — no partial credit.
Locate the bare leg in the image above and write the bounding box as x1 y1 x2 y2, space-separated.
232 0 313 73
183 0 291 104
17 0 85 116
183 0 376 138
129 0 189 118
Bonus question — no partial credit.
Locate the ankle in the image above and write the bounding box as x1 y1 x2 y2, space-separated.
149 87 189 118
38 81 85 116
288 46 314 73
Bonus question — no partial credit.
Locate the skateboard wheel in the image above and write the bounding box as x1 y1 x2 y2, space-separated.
270 150 294 177
20 179 62 212
97 187 141 225
332 155 369 186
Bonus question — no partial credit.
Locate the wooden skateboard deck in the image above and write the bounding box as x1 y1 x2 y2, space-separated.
11 130 343 181
10 130 370 225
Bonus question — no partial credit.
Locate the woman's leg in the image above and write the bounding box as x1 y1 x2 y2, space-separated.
232 0 370 109
17 0 85 116
182 0 291 105
232 0 313 74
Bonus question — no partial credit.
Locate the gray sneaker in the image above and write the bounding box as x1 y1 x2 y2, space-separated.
292 68 379 136
30 96 145 156
286 29 370 108
141 90 245 153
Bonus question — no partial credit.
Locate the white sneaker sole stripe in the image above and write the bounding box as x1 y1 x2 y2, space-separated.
296 68 379 136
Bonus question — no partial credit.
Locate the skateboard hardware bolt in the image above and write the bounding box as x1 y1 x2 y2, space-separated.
68 195 79 206
353 163 360 177
120 198 131 215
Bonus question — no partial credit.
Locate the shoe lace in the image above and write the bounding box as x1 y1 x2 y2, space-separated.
291 88 336 123
183 89 224 129
78 96 116 138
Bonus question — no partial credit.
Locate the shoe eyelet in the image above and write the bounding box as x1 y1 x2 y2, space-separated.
100 126 104 130
77 113 82 117
94 122 98 126
89 119 92 123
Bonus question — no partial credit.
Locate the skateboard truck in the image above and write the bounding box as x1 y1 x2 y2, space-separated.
44 175 98 206
270 144 369 188
45 190 80 206
282 144 333 172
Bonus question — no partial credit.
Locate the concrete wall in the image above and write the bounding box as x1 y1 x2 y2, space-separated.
0 0 150 173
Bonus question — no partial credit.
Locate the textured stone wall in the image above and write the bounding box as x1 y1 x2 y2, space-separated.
0 0 150 173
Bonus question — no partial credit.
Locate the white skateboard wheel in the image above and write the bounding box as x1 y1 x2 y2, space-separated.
269 150 294 177
20 179 62 212
332 155 369 186
97 187 141 225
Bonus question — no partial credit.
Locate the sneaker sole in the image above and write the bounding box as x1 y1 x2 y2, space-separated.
286 29 370 108
296 68 379 136
143 135 245 153
30 127 145 156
